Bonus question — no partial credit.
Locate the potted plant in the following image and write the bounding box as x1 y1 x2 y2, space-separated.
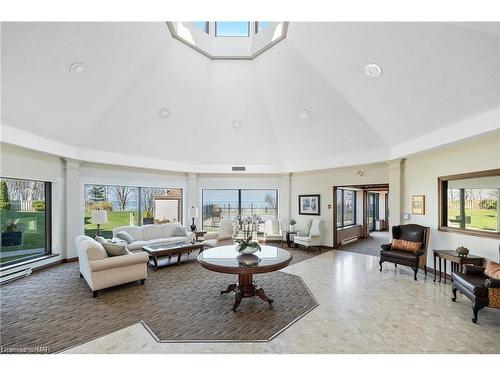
143 211 154 225
2 219 23 247
289 219 296 232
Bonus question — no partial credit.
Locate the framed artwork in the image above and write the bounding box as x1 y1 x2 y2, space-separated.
298 194 320 215
411 195 425 215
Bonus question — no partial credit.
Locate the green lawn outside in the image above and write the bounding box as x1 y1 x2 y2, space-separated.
448 208 497 232
0 211 46 252
84 210 139 238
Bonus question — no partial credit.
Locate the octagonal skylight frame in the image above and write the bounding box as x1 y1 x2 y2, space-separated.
166 21 288 60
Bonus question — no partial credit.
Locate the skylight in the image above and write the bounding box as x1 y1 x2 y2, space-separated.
215 22 250 37
166 22 288 59
192 21 208 33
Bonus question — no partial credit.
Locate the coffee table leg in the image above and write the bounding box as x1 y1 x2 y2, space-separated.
153 255 158 271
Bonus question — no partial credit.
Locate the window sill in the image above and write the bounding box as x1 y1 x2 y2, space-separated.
438 226 500 240
0 253 60 272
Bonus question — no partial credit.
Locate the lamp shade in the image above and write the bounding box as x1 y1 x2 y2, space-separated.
189 207 199 218
91 209 108 225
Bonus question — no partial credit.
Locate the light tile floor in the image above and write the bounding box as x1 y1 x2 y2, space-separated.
64 250 500 354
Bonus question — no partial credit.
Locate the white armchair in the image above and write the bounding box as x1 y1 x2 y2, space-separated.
202 220 236 247
264 220 283 245
294 218 323 252
75 235 149 297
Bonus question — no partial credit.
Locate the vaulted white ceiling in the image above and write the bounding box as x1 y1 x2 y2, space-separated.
1 22 499 173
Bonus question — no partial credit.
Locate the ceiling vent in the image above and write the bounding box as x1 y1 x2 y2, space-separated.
232 166 246 171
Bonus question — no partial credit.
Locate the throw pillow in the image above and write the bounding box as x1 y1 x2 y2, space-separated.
484 260 500 280
95 236 107 245
171 225 187 237
116 231 134 244
391 239 422 254
102 242 130 257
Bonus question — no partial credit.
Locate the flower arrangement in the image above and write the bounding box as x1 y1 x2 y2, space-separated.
234 214 262 253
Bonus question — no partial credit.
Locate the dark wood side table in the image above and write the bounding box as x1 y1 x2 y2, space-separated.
432 250 484 284
193 231 207 242
284 231 297 248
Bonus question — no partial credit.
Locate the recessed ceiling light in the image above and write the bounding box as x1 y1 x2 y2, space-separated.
69 62 88 76
365 63 382 78
158 108 171 118
232 120 242 129
298 109 311 120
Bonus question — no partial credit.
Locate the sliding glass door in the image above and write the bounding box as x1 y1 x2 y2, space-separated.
0 177 51 266
367 192 379 232
202 189 278 231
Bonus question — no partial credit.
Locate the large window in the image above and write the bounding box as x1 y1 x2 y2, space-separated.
84 184 182 238
202 189 278 231
337 189 356 228
0 177 51 266
439 169 499 238
215 22 250 37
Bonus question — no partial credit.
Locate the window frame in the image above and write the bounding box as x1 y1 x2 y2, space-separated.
337 188 357 229
0 177 52 268
438 168 500 239
192 21 209 34
215 22 250 37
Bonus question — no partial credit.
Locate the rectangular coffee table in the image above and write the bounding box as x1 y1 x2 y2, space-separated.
142 242 204 270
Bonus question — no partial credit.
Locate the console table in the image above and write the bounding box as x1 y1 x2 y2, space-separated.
432 250 484 284
284 231 297 248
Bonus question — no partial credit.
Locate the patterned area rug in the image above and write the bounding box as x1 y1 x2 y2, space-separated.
0 247 321 353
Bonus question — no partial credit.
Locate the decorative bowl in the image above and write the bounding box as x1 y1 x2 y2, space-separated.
236 253 261 266
235 242 261 254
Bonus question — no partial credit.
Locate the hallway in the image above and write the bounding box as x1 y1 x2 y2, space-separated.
337 231 389 257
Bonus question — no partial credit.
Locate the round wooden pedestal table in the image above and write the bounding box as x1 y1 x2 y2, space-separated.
197 245 292 312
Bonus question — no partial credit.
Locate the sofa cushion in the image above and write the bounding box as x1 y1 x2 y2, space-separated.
164 236 188 243
142 225 163 241
484 260 500 280
127 240 150 251
452 271 488 297
102 242 131 257
172 225 187 237
161 223 179 238
391 239 422 254
114 226 144 241
116 231 134 244
380 249 418 262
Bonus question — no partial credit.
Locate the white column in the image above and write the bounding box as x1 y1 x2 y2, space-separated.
388 159 405 236
280 173 291 230
64 158 83 260
187 173 198 229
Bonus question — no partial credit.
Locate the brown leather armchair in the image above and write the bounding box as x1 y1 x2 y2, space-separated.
379 224 430 281
452 249 500 323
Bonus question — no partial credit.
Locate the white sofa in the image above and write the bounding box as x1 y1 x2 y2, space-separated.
294 218 323 252
112 223 194 251
75 235 149 297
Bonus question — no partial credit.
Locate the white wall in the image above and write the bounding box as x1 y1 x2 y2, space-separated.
402 131 500 264
0 143 65 266
290 163 390 246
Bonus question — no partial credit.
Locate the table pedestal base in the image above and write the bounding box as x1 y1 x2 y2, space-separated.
221 274 274 312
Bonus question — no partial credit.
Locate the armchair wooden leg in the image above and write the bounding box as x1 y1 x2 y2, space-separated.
79 272 83 278
140 279 145 285
472 305 480 324
424 266 427 275
413 268 418 281
451 287 457 302
379 260 383 272
394 264 397 268
92 291 98 298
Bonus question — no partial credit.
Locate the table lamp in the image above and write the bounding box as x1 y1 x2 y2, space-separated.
189 206 199 231
91 209 108 238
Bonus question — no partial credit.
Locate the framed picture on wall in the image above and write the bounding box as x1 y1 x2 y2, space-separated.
411 195 425 215
298 194 320 215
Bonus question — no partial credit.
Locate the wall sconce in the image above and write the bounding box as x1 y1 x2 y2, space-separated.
357 170 364 176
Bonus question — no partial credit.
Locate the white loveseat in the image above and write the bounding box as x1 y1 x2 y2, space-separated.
112 223 193 251
75 235 149 297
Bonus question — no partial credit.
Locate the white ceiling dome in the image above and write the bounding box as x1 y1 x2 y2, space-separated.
1 22 499 173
